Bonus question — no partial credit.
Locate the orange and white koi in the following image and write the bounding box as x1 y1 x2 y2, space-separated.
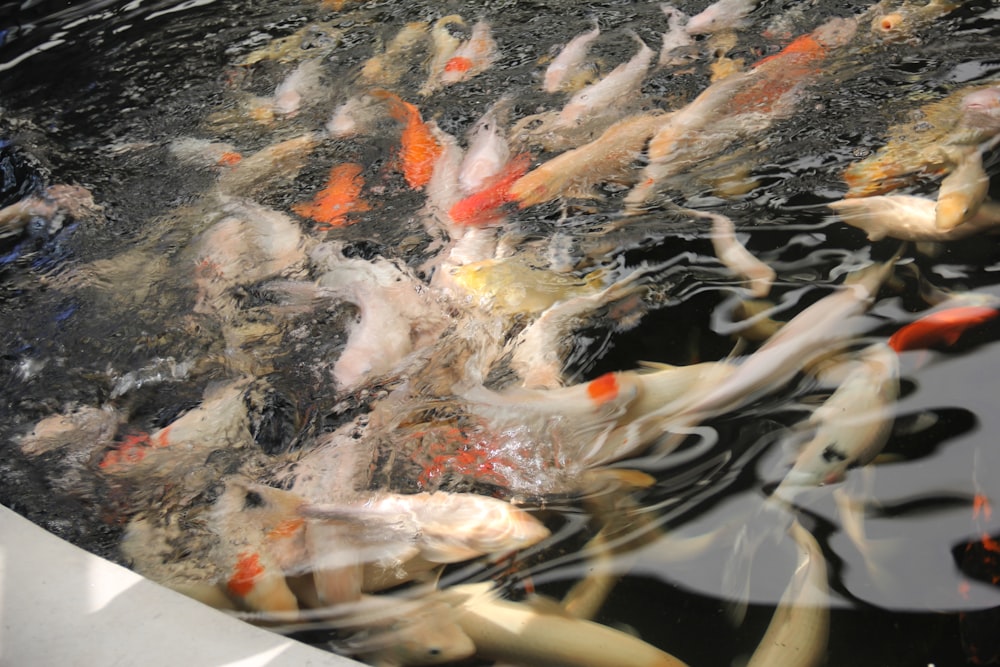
373 90 443 189
888 305 1000 352
292 162 370 229
440 20 497 87
420 15 467 96
544 21 600 93
449 153 530 226
459 103 510 194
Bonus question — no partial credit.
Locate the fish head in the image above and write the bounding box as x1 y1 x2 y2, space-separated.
960 87 1000 132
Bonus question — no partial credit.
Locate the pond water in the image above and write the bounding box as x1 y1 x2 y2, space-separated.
1 0 1000 665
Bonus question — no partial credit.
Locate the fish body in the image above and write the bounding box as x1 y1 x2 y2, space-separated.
830 195 1000 241
935 148 990 230
440 20 497 86
421 15 467 96
459 105 510 194
556 34 654 129
448 154 530 225
707 210 775 297
774 343 899 493
544 22 601 93
659 4 692 67
686 0 759 35
360 22 429 87
292 162 370 228
888 305 1000 352
375 90 443 189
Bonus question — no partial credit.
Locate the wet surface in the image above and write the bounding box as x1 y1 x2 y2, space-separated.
1 0 1000 665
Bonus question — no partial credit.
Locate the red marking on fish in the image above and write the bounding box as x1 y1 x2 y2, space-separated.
587 373 620 405
982 533 1000 555
449 154 531 225
217 151 243 167
292 163 370 229
888 306 1000 352
974 494 993 521
730 34 827 114
267 518 305 540
373 90 442 189
99 432 153 469
444 56 473 73
959 580 972 599
227 551 265 597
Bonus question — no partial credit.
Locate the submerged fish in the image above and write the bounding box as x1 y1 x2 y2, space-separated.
888 305 1000 352
544 21 601 93
292 162 370 229
374 90 443 189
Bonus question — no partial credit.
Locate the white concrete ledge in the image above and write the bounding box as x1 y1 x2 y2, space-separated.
0 504 362 667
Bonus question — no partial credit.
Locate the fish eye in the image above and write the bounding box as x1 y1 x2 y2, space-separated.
427 647 442 656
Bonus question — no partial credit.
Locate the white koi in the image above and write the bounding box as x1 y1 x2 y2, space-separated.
272 59 324 117
830 194 1000 241
301 492 550 564
686 0 760 35
706 210 776 297
556 33 655 129
745 519 829 667
459 104 510 194
544 21 600 93
773 343 899 498
326 94 386 138
659 4 692 67
935 148 990 230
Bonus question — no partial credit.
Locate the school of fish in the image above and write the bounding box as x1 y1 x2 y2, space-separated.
3 0 1000 665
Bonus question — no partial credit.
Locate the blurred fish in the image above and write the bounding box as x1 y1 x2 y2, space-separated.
704 209 776 298
420 15 467 96
888 305 1000 352
829 194 1000 241
459 102 511 194
0 184 99 239
658 4 692 67
440 20 497 87
544 21 600 93
935 148 990 231
360 22 429 87
374 90 443 189
686 0 760 35
449 153 530 225
292 162 370 229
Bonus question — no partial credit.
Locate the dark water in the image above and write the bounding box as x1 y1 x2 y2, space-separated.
2 0 1000 665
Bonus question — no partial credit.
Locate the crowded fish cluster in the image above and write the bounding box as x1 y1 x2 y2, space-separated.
3 0 1000 664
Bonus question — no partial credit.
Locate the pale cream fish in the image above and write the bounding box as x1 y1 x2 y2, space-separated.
420 122 466 238
311 244 448 390
359 22 429 87
326 93 390 138
704 209 776 297
829 194 1000 242
648 256 897 440
544 21 600 93
420 15 467 96
510 111 669 208
509 269 649 388
867 0 963 44
439 20 498 87
214 133 318 196
237 21 341 66
658 4 693 68
435 582 692 667
686 0 760 35
354 600 476 667
167 137 239 169
0 183 99 239
772 343 899 499
745 519 829 667
459 102 510 194
271 59 325 116
556 32 655 129
19 404 122 457
935 147 990 230
301 491 550 564
448 255 612 316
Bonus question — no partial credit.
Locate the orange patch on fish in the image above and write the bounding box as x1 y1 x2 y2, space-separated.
731 34 826 114
888 306 1000 352
292 163 370 229
982 533 1000 555
99 432 154 469
587 373 620 405
227 551 265 597
444 56 473 73
217 151 242 167
974 494 993 521
450 154 531 225
267 518 305 541
373 90 442 189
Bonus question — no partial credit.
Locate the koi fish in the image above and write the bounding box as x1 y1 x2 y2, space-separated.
436 583 692 667
301 491 550 564
215 133 318 196
935 148 990 230
544 21 600 93
374 90 443 189
448 153 530 225
658 4 692 67
0 184 99 239
705 209 776 298
556 33 654 129
510 112 668 208
292 162 370 229
459 103 510 194
420 15 467 96
829 194 1000 241
440 20 497 86
271 59 324 117
686 0 760 35
355 601 477 667
359 22 428 87
888 305 1000 352
745 519 829 667
773 343 899 494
